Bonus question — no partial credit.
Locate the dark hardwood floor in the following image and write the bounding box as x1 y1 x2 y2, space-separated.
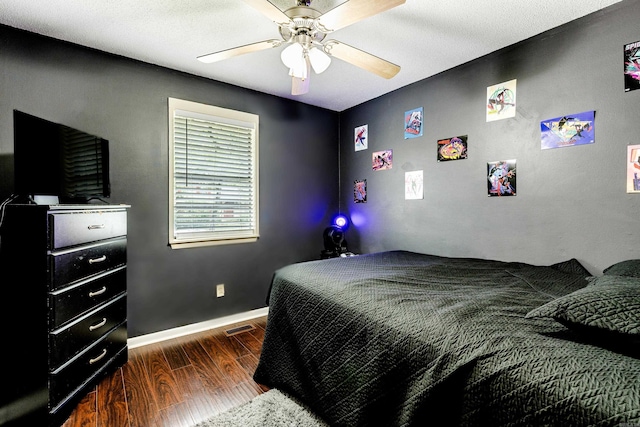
61 316 270 427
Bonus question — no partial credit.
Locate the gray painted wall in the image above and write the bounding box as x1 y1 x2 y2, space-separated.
0 26 339 337
339 1 640 274
1 0 638 338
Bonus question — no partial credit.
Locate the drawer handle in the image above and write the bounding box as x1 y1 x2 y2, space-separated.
89 286 107 297
89 317 107 331
89 349 108 364
88 224 105 230
89 255 107 264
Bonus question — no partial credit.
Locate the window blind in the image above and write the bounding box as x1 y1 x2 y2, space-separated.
172 111 258 243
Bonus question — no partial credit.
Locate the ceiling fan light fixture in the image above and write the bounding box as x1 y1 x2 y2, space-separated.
308 46 331 74
281 42 304 69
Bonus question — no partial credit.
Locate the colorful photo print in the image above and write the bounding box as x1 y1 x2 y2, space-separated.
405 171 424 200
540 110 595 150
354 124 368 151
404 107 423 139
627 145 640 193
372 150 393 171
624 40 640 92
486 79 516 122
487 159 516 197
354 179 367 203
437 135 468 161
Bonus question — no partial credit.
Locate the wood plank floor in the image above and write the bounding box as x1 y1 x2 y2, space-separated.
61 316 269 427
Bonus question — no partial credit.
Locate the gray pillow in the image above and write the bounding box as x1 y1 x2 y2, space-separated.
526 276 640 337
549 258 591 276
602 259 640 278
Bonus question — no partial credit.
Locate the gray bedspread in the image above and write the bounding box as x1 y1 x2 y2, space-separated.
253 251 640 426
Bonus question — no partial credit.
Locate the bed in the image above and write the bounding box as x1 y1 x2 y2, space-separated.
253 250 640 426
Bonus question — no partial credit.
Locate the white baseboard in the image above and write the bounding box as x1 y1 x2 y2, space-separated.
127 307 269 349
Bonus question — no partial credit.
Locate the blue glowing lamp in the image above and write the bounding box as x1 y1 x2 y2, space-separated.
322 214 350 258
334 214 349 229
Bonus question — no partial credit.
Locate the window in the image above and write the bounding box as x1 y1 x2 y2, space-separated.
169 98 259 249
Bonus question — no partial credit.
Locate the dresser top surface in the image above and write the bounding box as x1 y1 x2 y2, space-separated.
8 203 130 211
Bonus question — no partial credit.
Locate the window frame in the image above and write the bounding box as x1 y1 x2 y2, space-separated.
168 98 259 249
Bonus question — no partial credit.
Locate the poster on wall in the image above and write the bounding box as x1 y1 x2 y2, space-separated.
372 150 393 171
626 145 640 193
354 179 367 203
487 159 516 197
540 110 595 150
404 107 423 139
354 124 368 151
437 135 468 161
624 40 640 92
486 79 516 122
405 171 424 200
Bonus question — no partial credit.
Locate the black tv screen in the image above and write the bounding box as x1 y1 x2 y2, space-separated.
13 110 110 203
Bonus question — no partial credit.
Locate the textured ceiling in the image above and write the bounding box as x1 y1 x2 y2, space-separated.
0 0 623 111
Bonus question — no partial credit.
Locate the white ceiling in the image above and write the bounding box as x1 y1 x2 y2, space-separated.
0 0 623 111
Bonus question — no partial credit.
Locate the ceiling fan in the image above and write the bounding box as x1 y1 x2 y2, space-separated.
197 0 406 95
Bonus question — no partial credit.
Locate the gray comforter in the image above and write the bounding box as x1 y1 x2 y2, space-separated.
254 251 640 426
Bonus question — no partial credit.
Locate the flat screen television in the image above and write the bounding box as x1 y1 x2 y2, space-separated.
13 110 110 204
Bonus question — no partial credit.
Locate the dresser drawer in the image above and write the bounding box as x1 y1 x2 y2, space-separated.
49 294 126 369
50 238 126 290
49 210 127 250
49 325 127 409
49 267 127 329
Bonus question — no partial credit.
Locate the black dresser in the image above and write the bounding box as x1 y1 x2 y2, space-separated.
0 204 129 426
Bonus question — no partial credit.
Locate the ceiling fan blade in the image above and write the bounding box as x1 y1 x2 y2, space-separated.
291 59 311 95
291 76 310 95
197 40 282 64
323 40 400 79
241 0 291 25
317 0 406 32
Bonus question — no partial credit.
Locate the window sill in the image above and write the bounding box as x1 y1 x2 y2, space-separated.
169 237 258 249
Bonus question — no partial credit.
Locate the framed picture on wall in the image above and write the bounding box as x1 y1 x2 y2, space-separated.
624 40 640 92
405 171 423 200
540 110 595 150
487 159 516 197
404 107 423 139
627 145 640 193
372 150 393 171
437 135 468 161
355 124 368 151
354 179 367 203
486 79 516 122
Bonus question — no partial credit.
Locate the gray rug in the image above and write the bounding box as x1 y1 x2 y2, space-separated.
194 389 330 427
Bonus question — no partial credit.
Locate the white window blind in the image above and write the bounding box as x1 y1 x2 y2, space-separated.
169 98 259 248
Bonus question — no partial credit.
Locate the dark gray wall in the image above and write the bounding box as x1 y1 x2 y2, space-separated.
0 26 339 337
2 0 638 338
339 1 640 274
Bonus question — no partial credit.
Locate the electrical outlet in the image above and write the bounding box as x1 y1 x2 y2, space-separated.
216 284 225 298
